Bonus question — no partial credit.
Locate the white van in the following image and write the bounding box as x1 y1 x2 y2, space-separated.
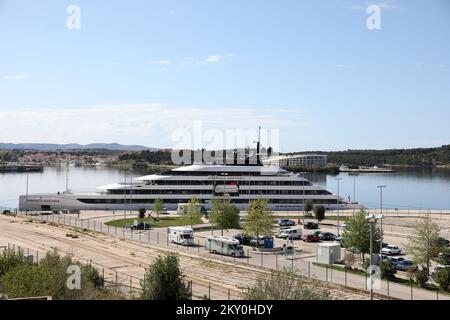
168 227 194 246
205 236 245 257
276 228 302 240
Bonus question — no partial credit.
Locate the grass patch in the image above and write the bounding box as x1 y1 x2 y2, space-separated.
105 216 203 228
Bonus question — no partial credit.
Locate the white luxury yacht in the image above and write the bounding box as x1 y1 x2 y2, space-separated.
19 140 360 212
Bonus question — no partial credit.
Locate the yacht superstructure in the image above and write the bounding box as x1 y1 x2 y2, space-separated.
18 163 359 212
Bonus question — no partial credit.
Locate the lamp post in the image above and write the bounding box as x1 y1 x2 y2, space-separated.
129 168 134 216
123 171 127 222
25 169 29 215
336 178 343 236
377 185 387 255
365 213 384 300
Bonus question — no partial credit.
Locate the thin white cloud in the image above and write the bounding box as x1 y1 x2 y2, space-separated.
0 103 306 148
206 55 222 63
148 59 170 65
205 53 237 63
3 74 28 81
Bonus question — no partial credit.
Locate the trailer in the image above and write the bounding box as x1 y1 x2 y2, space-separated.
205 236 245 257
168 227 194 246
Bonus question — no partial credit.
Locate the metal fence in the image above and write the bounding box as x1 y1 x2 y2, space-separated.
7 211 450 300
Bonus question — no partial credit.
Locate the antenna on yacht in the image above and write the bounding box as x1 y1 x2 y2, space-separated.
257 126 261 165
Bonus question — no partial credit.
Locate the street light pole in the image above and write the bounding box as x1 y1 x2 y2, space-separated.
365 213 384 301
26 169 29 214
336 178 342 236
369 221 374 300
377 185 387 255
123 172 127 222
353 175 356 203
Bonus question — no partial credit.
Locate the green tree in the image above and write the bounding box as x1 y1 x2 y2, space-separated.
243 267 330 300
406 215 444 275
140 253 191 300
138 208 146 219
304 200 314 218
243 199 274 239
414 269 429 288
153 197 165 218
379 260 396 279
433 268 450 291
314 205 326 224
341 210 381 260
180 198 201 228
210 197 240 236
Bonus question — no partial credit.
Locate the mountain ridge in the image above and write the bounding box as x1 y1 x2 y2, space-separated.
0 143 156 152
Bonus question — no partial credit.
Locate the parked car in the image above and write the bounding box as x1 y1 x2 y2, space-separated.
436 237 450 247
233 233 252 245
319 232 336 241
276 228 302 240
277 219 296 227
334 236 345 247
387 256 405 266
303 234 321 243
304 222 319 230
130 222 152 230
381 245 402 255
432 265 450 276
249 237 267 247
2 210 11 215
395 260 417 272
437 252 450 264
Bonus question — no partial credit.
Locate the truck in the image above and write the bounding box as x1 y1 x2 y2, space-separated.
177 203 207 215
205 236 245 257
275 228 302 240
168 227 194 246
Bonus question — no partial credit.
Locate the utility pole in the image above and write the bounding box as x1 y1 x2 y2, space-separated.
336 178 342 236
123 172 127 222
66 161 69 193
377 185 387 255
353 175 356 203
26 169 29 214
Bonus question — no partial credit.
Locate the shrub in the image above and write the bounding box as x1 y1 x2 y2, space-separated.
138 208 146 219
433 268 450 291
140 253 191 300
414 268 429 287
379 260 396 279
243 267 330 300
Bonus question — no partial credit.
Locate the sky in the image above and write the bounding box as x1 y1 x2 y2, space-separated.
0 0 449 152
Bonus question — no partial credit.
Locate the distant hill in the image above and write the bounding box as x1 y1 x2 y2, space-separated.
285 145 450 166
0 143 157 152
